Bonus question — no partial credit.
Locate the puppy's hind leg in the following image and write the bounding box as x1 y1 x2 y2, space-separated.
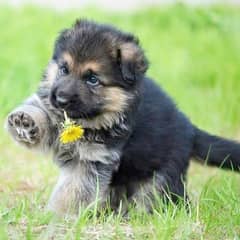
126 173 165 213
127 172 188 213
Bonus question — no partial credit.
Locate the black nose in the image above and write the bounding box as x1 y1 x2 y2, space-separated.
56 95 69 105
53 91 71 108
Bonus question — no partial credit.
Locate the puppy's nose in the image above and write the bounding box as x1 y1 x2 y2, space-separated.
55 92 70 108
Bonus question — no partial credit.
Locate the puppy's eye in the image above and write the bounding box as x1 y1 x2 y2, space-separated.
86 75 99 87
59 65 69 75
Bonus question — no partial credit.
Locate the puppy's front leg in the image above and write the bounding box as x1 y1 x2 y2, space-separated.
6 94 55 151
47 162 113 215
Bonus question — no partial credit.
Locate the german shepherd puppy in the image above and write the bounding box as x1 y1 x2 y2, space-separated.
6 20 240 214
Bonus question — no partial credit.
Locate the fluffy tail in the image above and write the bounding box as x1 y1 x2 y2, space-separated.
192 127 240 171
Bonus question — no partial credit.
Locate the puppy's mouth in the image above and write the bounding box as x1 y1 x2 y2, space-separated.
50 92 101 119
64 108 101 120
49 93 101 120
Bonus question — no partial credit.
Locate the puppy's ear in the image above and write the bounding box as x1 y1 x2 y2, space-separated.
116 41 148 85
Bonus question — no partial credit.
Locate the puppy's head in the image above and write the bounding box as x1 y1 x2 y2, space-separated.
44 20 148 128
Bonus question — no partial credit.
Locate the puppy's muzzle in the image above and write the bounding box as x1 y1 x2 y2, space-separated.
51 90 74 109
55 93 69 108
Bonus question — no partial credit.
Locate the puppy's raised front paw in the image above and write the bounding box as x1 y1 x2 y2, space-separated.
7 111 41 145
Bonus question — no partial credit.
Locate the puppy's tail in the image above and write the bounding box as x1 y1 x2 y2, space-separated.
192 127 240 171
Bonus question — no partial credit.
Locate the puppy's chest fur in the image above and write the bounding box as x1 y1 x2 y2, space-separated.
54 129 121 167
77 141 120 164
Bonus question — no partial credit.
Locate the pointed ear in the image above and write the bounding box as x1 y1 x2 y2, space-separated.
116 42 148 85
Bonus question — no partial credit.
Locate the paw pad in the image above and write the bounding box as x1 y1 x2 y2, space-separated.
7 111 40 145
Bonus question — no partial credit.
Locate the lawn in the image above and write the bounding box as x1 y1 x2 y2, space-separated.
0 4 240 239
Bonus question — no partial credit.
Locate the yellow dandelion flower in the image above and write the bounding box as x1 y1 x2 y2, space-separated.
60 125 84 144
60 111 84 144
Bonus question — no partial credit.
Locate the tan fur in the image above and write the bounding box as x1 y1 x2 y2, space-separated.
81 61 102 74
78 112 124 130
63 51 102 76
120 42 147 73
62 52 74 70
76 87 130 130
103 87 130 112
75 87 130 130
120 42 139 60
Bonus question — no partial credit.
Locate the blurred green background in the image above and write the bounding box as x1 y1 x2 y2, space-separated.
0 3 240 239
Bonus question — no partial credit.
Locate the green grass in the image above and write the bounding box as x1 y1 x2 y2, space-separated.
0 4 240 239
